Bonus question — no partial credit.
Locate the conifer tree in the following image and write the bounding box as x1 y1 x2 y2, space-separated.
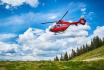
60 54 64 61
64 52 68 61
71 49 76 58
76 48 80 56
54 56 59 61
85 44 89 52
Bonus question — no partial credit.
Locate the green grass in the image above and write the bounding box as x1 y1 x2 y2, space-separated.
72 45 104 60
0 60 104 70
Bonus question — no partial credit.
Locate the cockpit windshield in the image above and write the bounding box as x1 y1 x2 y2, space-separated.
54 24 61 28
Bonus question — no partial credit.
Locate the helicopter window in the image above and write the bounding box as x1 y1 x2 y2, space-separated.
62 24 68 27
54 24 61 28
52 24 68 28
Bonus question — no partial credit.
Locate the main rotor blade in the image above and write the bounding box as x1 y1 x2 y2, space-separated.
60 9 70 20
41 21 57 24
42 8 70 24
56 9 70 24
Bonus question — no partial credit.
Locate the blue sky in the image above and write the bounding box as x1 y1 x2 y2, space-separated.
0 0 104 60
0 0 104 34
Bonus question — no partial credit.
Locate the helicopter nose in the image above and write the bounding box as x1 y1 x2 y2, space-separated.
50 28 54 32
50 29 53 31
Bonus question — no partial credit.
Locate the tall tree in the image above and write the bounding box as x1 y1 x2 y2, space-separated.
85 44 89 52
63 52 68 61
71 49 76 58
60 54 64 61
54 56 59 61
76 48 80 56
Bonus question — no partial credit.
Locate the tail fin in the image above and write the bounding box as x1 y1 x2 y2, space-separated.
79 17 86 25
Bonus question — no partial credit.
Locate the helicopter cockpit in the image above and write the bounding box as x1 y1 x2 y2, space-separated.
54 24 62 28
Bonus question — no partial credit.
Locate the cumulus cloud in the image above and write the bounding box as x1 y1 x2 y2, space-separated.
93 26 104 38
16 24 90 60
18 28 44 44
0 23 92 61
0 0 39 9
0 42 18 51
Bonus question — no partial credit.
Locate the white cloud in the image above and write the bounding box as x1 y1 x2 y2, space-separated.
25 0 39 7
0 23 91 60
1 0 24 6
18 28 44 44
93 26 104 38
0 0 39 9
17 24 90 60
0 42 18 51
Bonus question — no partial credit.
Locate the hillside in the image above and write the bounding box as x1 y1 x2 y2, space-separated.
72 45 104 61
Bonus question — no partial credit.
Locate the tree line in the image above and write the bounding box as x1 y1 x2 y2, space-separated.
54 36 104 61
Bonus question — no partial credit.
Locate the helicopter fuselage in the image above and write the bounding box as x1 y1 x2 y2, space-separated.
50 18 86 33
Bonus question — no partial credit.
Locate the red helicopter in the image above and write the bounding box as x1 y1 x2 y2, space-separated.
42 9 86 33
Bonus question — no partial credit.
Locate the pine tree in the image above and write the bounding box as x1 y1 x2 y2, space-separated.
85 44 89 52
63 52 68 61
76 48 80 56
79 46 84 54
90 40 95 50
82 45 86 53
54 56 59 61
60 54 64 61
71 49 76 58
93 36 102 48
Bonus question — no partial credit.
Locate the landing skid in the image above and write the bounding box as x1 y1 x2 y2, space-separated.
54 31 65 35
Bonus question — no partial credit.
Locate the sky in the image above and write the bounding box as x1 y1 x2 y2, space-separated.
0 0 104 61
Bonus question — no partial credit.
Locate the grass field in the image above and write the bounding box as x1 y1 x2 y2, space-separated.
0 60 104 70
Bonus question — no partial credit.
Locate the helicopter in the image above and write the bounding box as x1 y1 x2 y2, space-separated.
41 9 86 33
